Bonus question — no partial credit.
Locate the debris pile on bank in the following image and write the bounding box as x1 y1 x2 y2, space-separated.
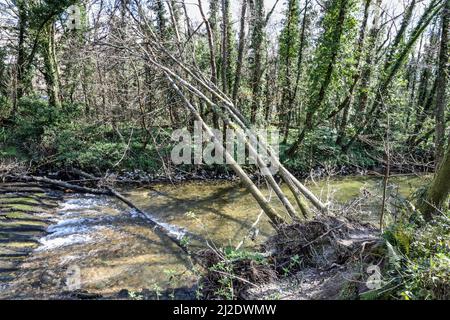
199 216 383 299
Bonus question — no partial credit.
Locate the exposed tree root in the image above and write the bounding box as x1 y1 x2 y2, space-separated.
197 248 277 300
265 216 381 271
198 216 384 300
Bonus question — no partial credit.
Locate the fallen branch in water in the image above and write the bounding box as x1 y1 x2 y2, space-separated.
73 171 185 233
5 172 192 256
72 169 194 254
20 175 110 195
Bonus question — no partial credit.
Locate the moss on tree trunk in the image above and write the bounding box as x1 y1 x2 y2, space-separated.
419 145 450 220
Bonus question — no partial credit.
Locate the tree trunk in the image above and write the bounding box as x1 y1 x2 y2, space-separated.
353 0 382 127
198 0 220 128
249 0 265 124
435 0 450 165
288 0 310 134
221 0 232 95
419 142 450 220
143 35 327 213
166 74 285 226
336 0 371 146
14 0 29 114
343 0 443 152
279 0 299 144
385 0 417 66
41 22 62 109
232 0 248 106
287 0 349 156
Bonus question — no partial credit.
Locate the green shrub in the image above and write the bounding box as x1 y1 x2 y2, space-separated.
11 97 82 154
282 126 377 172
379 211 450 300
38 122 170 172
0 95 10 118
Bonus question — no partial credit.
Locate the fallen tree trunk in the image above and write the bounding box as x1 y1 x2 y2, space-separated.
9 174 191 254
107 12 326 217
139 48 316 220
147 27 326 211
22 176 110 195
141 42 326 214
165 76 285 226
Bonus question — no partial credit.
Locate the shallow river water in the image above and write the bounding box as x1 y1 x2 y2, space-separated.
0 175 427 298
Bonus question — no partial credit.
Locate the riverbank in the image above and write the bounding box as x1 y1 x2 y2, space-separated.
198 210 449 300
0 101 436 187
1 156 433 188
199 216 382 300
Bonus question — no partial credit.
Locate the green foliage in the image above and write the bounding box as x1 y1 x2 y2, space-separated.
222 247 267 264
1 97 169 172
13 97 81 143
378 211 450 300
41 123 169 172
281 254 303 276
0 146 24 160
282 127 377 173
208 248 268 300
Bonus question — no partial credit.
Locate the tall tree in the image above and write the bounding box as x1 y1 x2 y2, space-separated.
197 0 220 128
221 0 233 94
13 0 80 109
352 0 382 131
335 0 371 147
153 0 168 37
40 20 61 109
249 0 265 123
289 0 311 127
278 0 300 143
232 0 248 106
342 0 444 152
14 0 30 113
288 0 355 156
435 0 450 165
408 30 439 145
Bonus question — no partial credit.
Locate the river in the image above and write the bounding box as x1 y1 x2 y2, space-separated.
0 175 427 299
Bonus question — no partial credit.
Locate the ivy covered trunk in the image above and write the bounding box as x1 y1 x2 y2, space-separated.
41 22 61 109
420 143 450 220
249 0 265 123
14 0 30 113
435 0 450 165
